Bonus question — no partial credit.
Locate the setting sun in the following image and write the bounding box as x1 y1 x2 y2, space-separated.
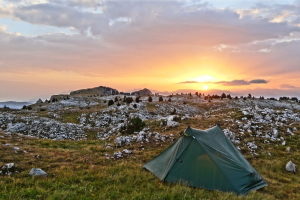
203 85 208 90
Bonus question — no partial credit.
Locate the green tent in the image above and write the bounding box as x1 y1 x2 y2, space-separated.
143 125 267 195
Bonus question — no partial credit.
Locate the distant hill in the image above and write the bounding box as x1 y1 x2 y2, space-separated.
131 88 152 96
0 101 33 109
70 86 119 97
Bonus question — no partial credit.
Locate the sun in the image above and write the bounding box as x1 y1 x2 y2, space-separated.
203 85 208 90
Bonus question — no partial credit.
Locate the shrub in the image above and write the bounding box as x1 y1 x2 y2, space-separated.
133 104 137 109
114 96 119 102
120 117 146 134
108 100 114 106
40 108 46 112
159 96 163 102
126 97 133 104
27 106 32 110
22 105 27 109
168 98 171 102
148 96 152 102
291 97 298 102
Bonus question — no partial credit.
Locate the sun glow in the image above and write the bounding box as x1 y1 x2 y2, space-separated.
195 75 214 82
203 85 208 90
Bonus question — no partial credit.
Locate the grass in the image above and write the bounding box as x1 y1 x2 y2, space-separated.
1 122 300 200
146 103 157 112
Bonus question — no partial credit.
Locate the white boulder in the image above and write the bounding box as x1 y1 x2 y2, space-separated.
286 161 296 172
29 168 47 176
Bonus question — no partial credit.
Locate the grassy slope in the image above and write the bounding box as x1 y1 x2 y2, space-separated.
1 102 300 200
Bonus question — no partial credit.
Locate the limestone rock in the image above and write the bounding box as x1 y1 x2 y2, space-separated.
29 168 47 176
131 88 152 96
286 161 296 172
0 163 18 175
7 123 27 132
36 99 43 104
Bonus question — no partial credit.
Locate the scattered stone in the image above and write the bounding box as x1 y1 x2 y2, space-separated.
122 149 132 154
33 154 42 159
0 163 18 175
114 151 123 158
29 168 48 176
286 161 296 173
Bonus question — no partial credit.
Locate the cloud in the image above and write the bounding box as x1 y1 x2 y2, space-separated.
280 84 297 89
178 81 199 84
215 80 250 86
212 79 269 86
248 79 269 84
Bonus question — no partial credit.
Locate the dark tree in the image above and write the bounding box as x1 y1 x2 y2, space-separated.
168 98 172 102
126 97 133 104
148 96 153 102
135 97 140 103
227 94 232 99
221 93 226 99
159 96 163 102
22 105 27 109
133 104 137 108
248 93 252 98
108 99 114 106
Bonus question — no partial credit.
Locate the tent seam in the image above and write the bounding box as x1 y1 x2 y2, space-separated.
161 137 183 180
161 136 194 181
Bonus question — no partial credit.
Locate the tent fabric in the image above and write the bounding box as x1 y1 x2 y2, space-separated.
143 125 268 195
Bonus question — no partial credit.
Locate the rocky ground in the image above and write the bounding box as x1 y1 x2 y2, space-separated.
1 95 300 160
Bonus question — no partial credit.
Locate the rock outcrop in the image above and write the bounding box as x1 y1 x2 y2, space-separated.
70 86 119 97
50 94 70 102
36 99 43 104
131 88 152 96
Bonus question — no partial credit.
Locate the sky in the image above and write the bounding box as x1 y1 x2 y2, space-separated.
1 0 300 101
